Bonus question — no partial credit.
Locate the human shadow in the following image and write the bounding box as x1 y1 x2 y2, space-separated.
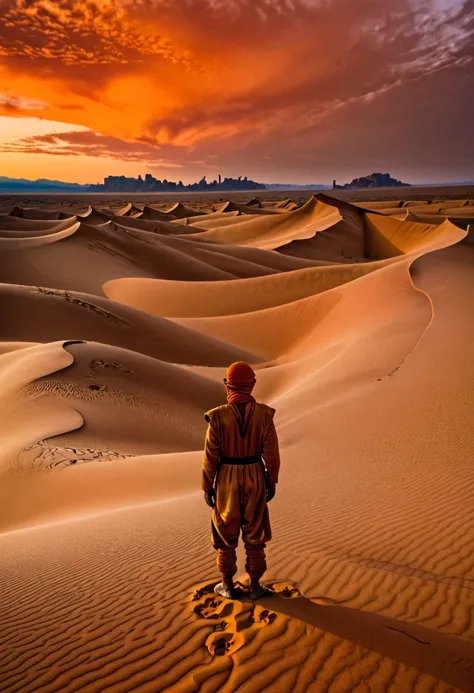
262 586 474 693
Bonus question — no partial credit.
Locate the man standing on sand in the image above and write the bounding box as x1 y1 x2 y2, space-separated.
202 361 281 600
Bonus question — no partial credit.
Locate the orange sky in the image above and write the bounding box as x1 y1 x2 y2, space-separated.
0 0 473 185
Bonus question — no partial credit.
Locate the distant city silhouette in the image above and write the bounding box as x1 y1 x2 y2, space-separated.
88 174 266 193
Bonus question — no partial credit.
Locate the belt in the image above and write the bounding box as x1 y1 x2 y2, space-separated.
219 454 263 465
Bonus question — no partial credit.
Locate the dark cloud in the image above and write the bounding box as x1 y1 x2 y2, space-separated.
57 103 86 110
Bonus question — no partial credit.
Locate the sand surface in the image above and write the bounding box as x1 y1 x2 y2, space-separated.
1 191 474 692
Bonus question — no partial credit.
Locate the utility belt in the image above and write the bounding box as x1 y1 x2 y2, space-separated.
219 454 263 466
215 454 271 492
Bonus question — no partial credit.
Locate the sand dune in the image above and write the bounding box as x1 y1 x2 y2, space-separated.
115 202 144 217
403 211 473 229
365 215 465 257
109 214 201 234
9 205 74 220
277 208 366 261
0 221 239 293
276 198 299 211
0 196 473 693
0 216 332 295
218 200 284 215
172 210 241 227
356 200 404 210
140 204 178 221
166 201 204 218
180 197 343 250
104 262 386 319
0 219 80 249
0 283 259 365
77 206 116 224
248 198 298 211
439 207 474 217
24 341 226 455
0 215 78 232
172 258 429 362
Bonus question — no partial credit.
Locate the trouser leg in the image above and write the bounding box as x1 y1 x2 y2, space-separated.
217 547 237 579
211 465 240 579
241 464 271 581
244 542 267 581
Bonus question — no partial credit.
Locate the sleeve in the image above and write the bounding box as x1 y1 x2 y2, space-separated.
202 411 221 492
262 408 280 487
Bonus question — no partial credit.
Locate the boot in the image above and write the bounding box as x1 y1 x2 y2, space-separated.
249 578 269 600
214 576 235 599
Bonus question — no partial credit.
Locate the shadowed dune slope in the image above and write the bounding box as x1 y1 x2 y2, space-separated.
104 262 387 319
0 340 84 468
365 216 465 258
181 197 343 249
115 203 144 217
9 206 74 220
314 193 377 215
173 258 429 362
0 220 81 249
276 208 366 262
110 215 201 235
0 216 79 232
356 200 405 210
439 207 474 218
0 220 334 296
276 198 299 211
0 221 239 293
0 283 259 365
23 341 223 455
77 207 116 224
218 201 283 215
172 210 241 227
403 211 473 229
166 202 203 218
140 205 177 221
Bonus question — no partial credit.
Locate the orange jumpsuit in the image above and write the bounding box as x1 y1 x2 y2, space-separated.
202 401 280 580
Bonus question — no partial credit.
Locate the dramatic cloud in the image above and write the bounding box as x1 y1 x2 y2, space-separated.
0 129 183 166
0 0 472 183
0 0 194 66
0 91 48 110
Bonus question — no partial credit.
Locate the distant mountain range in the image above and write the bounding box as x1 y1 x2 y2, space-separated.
0 176 89 192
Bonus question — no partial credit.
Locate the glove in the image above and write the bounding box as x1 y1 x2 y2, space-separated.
204 489 216 508
264 470 276 502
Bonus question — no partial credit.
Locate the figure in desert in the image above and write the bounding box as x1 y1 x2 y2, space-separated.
202 361 281 600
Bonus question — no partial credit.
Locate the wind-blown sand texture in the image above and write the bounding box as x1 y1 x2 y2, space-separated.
1 191 474 693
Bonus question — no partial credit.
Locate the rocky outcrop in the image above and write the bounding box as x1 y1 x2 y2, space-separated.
333 173 410 190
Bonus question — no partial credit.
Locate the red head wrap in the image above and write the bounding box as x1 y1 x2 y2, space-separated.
224 362 256 404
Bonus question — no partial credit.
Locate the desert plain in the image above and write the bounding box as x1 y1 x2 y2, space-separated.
1 186 474 693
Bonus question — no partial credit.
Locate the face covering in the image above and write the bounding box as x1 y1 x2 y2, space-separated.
225 379 256 405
